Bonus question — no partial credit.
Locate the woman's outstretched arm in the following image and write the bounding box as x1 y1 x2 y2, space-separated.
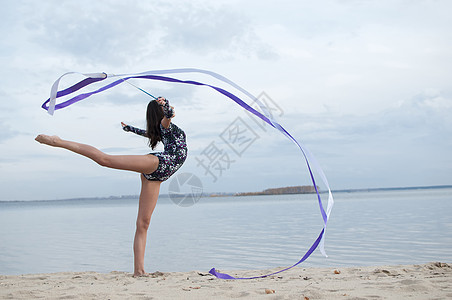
121 122 148 137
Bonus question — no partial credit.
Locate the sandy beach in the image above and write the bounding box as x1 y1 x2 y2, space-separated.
1 262 451 299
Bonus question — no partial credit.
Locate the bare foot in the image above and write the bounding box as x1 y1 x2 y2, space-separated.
133 272 150 278
35 134 62 147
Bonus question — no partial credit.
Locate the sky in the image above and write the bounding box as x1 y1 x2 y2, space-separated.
1 0 451 201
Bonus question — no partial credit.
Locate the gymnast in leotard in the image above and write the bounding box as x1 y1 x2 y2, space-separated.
35 97 187 277
122 98 187 181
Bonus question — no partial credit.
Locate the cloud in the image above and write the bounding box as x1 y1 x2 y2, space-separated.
18 0 277 66
374 90 452 140
20 1 156 65
159 4 248 51
292 89 452 146
157 2 279 60
0 124 16 143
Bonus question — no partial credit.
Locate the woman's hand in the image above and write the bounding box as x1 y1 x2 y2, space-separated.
156 97 166 106
157 97 175 119
121 122 131 132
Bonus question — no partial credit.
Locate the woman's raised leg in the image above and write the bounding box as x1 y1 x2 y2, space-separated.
133 175 161 276
35 134 159 174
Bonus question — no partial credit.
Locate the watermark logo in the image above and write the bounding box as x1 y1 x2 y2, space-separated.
168 172 203 207
184 92 283 206
220 117 259 157
247 92 284 131
195 141 236 182
195 92 283 183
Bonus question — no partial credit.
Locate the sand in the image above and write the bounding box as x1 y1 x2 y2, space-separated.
1 262 451 300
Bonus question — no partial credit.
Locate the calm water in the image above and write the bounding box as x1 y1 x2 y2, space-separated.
1 188 451 275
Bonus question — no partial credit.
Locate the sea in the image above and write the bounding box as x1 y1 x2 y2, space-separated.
1 187 451 275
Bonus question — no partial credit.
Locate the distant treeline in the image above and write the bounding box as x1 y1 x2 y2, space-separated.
236 185 317 196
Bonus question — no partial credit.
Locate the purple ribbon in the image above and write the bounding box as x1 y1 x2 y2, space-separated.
209 228 325 279
42 69 334 280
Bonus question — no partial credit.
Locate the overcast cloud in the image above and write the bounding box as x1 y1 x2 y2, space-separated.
1 0 451 201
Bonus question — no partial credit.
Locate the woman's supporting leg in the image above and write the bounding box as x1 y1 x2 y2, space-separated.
36 135 163 276
35 135 159 174
133 175 161 276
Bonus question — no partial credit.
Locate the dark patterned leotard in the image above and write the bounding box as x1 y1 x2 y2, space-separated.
123 123 188 181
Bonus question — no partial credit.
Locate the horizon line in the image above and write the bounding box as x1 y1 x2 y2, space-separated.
2 184 452 203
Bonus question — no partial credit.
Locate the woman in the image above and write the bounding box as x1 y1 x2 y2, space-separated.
35 97 188 277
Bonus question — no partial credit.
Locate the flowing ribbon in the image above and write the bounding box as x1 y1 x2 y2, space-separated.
41 68 334 279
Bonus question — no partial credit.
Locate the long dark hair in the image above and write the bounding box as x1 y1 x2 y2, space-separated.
146 100 164 149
